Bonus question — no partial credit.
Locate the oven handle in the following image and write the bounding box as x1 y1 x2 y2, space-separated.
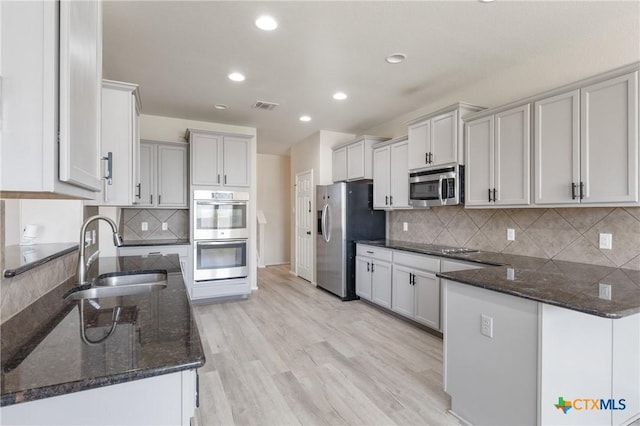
195 201 247 206
196 240 247 246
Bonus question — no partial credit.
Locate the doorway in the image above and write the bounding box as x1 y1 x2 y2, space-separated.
295 170 313 282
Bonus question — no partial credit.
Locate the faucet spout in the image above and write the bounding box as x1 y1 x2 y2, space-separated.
77 215 123 285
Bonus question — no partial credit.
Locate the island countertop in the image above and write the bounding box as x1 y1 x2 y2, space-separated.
357 240 640 318
0 254 205 406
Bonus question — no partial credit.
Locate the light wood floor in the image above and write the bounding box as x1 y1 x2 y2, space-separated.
192 264 460 426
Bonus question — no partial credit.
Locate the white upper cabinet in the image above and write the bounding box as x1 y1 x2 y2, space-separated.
332 147 348 183
534 90 581 205
332 136 388 182
581 72 638 204
139 141 188 208
87 80 141 206
534 71 638 205
372 137 410 209
188 130 251 188
0 0 103 198
465 104 531 207
407 103 484 171
58 0 103 192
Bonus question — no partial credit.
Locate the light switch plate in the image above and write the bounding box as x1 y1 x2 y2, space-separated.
507 228 515 241
599 283 612 300
599 233 612 250
403 222 408 232
141 222 148 231
162 222 168 231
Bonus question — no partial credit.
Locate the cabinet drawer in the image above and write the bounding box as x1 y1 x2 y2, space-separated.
118 244 189 258
356 245 393 262
393 251 440 272
191 279 249 300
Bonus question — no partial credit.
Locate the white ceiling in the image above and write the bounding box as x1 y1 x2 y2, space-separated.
103 1 640 155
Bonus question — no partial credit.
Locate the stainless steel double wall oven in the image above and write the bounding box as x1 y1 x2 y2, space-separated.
193 190 249 281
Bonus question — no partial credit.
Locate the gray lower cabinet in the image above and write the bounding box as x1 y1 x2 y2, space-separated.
138 141 188 208
391 252 441 330
355 245 393 307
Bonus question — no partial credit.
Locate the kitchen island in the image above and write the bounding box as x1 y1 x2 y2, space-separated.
438 261 640 426
0 254 205 425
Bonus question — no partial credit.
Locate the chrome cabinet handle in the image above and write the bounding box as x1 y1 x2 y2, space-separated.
571 182 577 200
371 263 375 273
389 195 393 205
425 152 429 164
579 182 584 200
429 152 433 164
488 188 492 202
136 183 141 199
493 188 497 202
102 152 113 185
366 262 370 272
385 195 388 205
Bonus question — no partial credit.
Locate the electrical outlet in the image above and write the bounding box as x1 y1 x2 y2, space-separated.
506 267 515 281
481 314 493 338
599 233 612 250
91 230 96 245
141 222 148 231
403 222 408 232
599 283 612 300
162 222 168 231
84 231 92 247
507 228 515 241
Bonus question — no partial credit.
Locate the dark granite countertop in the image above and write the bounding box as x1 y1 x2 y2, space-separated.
357 240 640 318
3 243 79 278
120 239 190 247
0 254 205 406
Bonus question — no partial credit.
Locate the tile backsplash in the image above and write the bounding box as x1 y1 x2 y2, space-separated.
120 209 189 240
389 206 640 270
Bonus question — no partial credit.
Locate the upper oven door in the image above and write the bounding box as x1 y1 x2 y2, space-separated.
194 200 248 240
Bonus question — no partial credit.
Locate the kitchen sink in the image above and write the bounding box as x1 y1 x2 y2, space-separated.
65 270 167 301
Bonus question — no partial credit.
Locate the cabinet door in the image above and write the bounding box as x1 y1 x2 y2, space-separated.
391 265 414 318
157 145 188 207
58 0 102 192
581 71 639 204
371 261 392 309
191 133 221 186
132 95 141 204
138 143 154 207
408 120 430 171
332 147 347 182
414 270 440 330
372 146 390 209
223 137 250 187
431 110 458 167
347 141 365 180
390 140 410 208
465 116 494 206
534 90 581 205
355 256 372 300
494 104 530 206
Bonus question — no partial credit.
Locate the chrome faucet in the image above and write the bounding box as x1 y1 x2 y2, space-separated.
77 215 122 284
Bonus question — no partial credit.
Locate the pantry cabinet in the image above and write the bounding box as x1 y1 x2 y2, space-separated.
535 72 639 205
407 103 484 171
87 80 141 206
0 0 103 198
138 141 188 208
188 130 251 188
332 136 389 182
372 137 410 209
465 104 531 207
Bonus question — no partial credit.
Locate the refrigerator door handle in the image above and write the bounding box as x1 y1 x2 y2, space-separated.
325 204 331 242
321 204 329 242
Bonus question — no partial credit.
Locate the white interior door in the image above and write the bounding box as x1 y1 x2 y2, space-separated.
295 170 313 282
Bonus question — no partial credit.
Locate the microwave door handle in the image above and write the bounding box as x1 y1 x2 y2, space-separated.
438 176 444 205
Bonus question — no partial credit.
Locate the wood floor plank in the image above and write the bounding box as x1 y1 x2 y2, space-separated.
193 264 460 425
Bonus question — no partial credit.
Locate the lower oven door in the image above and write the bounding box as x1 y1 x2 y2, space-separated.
194 239 248 281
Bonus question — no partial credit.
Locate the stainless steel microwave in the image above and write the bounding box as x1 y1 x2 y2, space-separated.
409 165 464 208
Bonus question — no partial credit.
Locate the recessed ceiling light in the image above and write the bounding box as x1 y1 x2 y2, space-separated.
299 115 311 122
333 92 347 101
214 104 228 110
228 72 245 82
255 15 278 31
386 53 406 64
478 0 495 3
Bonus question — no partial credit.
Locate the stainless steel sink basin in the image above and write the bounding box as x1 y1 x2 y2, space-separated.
65 270 167 301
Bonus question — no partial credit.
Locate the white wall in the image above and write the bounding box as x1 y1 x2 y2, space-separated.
257 154 291 265
18 200 83 244
289 130 354 279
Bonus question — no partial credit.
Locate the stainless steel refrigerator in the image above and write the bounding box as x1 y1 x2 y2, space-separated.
316 182 386 300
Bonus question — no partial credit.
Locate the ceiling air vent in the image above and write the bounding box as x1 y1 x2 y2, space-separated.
252 101 280 111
